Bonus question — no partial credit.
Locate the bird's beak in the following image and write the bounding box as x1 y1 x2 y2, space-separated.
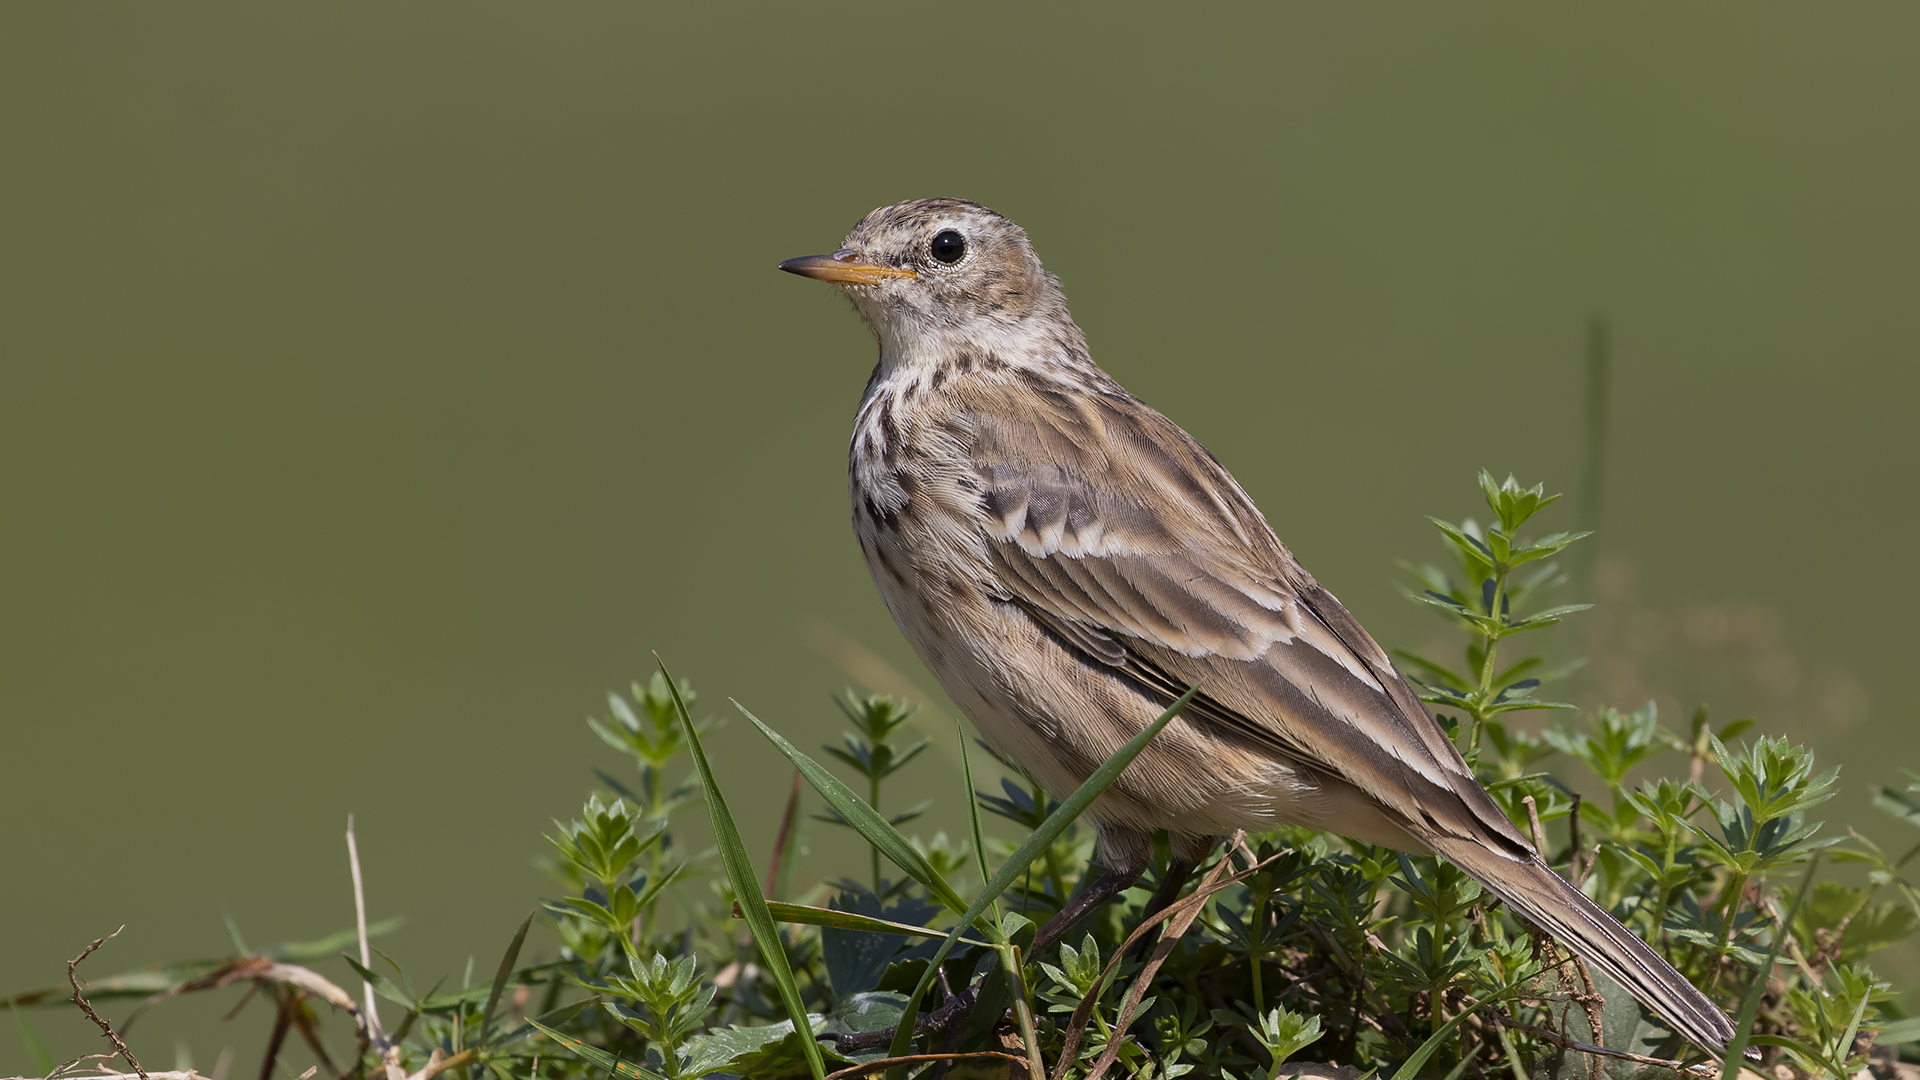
778 250 917 286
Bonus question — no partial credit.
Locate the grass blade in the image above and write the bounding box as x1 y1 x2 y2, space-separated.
1720 851 1821 1080
528 1018 666 1080
478 909 533 1046
737 700 971 917
739 900 992 944
1390 980 1530 1080
1387 1007 1474 1080
487 997 592 1051
660 658 826 1080
958 724 996 913
883 686 1200 1075
10 1003 55 1074
1834 984 1873 1074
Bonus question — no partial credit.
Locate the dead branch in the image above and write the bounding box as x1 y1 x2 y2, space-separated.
1487 1010 1719 1076
821 1052 1027 1080
258 996 294 1080
68 929 146 1080
1068 833 1286 1080
348 817 406 1080
345 816 386 1049
18 1060 212 1068
1523 796 1606 1080
763 770 804 900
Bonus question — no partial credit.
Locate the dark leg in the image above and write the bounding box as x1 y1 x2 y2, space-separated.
1127 834 1217 958
928 968 970 1080
1124 855 1200 958
832 977 976 1052
828 864 1147 1054
1029 863 1146 957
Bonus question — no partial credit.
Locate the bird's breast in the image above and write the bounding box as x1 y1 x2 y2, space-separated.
848 381 1000 653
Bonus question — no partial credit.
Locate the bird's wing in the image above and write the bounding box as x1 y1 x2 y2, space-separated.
961 378 1532 854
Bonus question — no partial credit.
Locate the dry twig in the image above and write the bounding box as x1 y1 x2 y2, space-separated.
1523 795 1607 1080
345 816 384 1046
258 997 293 1080
1054 833 1285 1080
19 1060 211 1068
347 816 407 1080
68 929 146 1080
1487 1010 1719 1076
763 770 804 899
821 1052 1028 1080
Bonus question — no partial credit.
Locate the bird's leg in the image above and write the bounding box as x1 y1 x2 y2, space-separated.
1124 834 1218 957
1124 854 1202 959
928 967 969 1080
1029 863 1146 957
831 983 975 1052
828 864 1146 1054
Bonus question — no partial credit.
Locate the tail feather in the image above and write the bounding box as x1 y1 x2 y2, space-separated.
1425 835 1736 1055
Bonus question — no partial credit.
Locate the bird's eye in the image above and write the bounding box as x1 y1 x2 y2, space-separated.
929 230 966 264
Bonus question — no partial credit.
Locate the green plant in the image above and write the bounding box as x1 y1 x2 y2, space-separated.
12 471 1917 1080
818 693 931 894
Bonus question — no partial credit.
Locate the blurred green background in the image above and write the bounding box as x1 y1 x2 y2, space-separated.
5 4 1917 1073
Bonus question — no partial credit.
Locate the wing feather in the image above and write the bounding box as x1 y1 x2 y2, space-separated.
963 380 1530 855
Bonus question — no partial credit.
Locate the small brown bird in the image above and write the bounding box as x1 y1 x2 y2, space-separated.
780 198 1734 1053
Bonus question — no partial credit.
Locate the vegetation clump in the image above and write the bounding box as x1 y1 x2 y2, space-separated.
11 473 1920 1080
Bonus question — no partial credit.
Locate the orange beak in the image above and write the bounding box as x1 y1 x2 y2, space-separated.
778 250 917 286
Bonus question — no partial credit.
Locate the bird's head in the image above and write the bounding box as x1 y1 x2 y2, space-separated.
779 198 1074 366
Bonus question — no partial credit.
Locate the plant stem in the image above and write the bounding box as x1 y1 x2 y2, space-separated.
1043 840 1069 913
1706 869 1750 991
643 759 666 944
1249 888 1267 1014
1649 829 1680 951
870 768 884 894
997 944 1045 1080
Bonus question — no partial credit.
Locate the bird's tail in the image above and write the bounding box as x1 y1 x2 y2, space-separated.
1424 833 1736 1056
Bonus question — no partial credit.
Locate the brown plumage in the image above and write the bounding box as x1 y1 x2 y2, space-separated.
779 197 1735 1054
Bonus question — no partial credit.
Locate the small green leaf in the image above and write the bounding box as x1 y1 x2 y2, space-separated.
265 918 405 963
478 909 534 1046
1875 1016 1920 1044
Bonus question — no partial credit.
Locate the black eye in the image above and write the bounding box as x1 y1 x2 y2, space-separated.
929 230 966 264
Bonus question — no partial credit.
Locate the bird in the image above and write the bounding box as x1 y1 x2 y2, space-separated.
778 197 1736 1055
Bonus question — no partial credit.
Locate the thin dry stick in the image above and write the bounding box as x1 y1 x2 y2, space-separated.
257 997 293 1080
284 996 340 1079
1567 794 1584 884
22 1072 210 1080
1566 946 1606 1077
344 816 385 1048
1067 835 1283 1080
68 928 147 1080
1522 794 1548 867
1487 1011 1717 1075
409 1049 475 1080
821 1052 1027 1080
763 770 804 899
1048 851 1244 1080
1081 855 1243 1080
1521 797 1606 1080
1578 845 1600 890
